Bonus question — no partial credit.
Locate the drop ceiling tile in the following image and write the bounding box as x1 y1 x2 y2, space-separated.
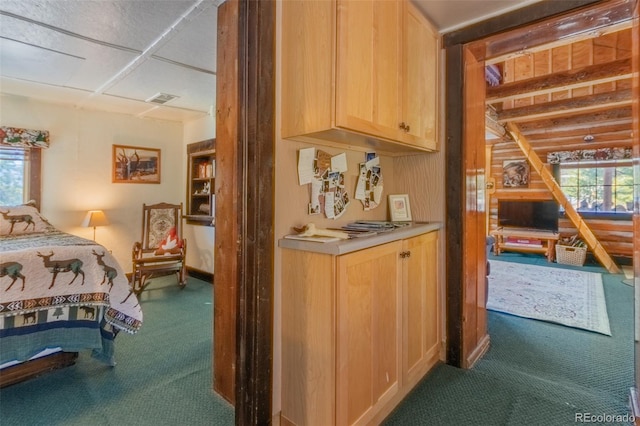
0 37 86 86
0 13 141 89
0 0 203 51
153 3 217 73
105 57 215 112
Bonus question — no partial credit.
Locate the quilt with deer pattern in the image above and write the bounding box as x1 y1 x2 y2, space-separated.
0 211 143 365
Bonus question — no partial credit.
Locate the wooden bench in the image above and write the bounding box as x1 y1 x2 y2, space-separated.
490 228 559 262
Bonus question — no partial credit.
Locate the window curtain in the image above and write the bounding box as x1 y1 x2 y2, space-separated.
0 126 49 148
547 147 632 164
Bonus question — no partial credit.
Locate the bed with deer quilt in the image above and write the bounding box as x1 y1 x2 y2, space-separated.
0 204 143 373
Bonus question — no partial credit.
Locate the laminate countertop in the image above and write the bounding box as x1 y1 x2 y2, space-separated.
278 222 442 255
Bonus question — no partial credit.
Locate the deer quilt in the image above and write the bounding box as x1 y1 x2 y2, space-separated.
0 229 143 365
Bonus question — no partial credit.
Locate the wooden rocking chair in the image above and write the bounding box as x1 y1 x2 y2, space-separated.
131 202 187 295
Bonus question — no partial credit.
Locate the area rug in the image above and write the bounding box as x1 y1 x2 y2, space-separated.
487 260 611 335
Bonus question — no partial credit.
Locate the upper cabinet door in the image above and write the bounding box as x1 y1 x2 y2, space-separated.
280 0 439 154
401 2 439 150
335 0 402 142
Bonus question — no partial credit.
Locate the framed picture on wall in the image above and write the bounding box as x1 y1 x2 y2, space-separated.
388 194 412 222
502 159 529 188
112 145 161 184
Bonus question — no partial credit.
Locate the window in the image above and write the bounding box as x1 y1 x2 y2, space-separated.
0 146 41 207
558 159 633 218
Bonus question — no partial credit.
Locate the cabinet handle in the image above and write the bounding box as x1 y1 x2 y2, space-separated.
398 122 411 132
400 251 412 259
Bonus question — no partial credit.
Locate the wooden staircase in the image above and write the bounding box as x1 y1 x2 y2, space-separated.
505 122 621 274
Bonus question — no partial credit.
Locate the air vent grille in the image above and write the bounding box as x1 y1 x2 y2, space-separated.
145 93 179 105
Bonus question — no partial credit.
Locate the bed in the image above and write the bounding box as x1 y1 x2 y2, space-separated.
0 203 142 385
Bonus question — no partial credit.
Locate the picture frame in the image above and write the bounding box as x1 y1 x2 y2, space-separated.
502 159 529 188
112 144 161 184
388 194 412 222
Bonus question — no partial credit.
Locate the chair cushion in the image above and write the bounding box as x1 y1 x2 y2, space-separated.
154 226 183 255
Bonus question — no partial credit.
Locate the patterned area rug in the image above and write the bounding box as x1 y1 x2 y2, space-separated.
487 260 611 335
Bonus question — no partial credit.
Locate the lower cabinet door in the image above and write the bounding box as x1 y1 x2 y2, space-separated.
336 241 402 426
403 231 440 383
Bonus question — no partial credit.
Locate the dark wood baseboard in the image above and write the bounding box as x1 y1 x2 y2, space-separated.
0 352 78 388
187 267 213 284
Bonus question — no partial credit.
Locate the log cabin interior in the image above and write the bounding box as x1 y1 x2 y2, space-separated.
0 0 638 424
482 1 635 268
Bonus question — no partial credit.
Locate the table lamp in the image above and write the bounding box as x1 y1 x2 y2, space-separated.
82 210 109 241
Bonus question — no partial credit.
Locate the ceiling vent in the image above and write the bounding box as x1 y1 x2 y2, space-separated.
145 93 179 105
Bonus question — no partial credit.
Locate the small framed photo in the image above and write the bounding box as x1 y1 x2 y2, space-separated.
388 194 412 222
112 144 161 183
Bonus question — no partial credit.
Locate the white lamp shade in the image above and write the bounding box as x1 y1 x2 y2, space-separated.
82 210 109 227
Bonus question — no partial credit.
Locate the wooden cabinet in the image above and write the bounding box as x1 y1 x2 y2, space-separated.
186 139 215 226
334 0 402 144
281 230 441 426
336 242 402 425
281 0 439 154
402 3 439 151
402 232 440 385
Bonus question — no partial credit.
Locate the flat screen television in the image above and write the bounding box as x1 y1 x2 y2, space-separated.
497 200 559 232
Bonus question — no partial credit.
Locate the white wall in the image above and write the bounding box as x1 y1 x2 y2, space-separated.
183 114 216 274
0 94 184 272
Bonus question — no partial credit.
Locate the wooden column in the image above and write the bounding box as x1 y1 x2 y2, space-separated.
235 0 275 424
214 2 276 424
214 0 239 404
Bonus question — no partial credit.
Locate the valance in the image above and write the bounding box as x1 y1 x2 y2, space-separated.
0 126 49 148
547 147 631 164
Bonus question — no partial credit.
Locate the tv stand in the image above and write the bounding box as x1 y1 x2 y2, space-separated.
490 228 559 262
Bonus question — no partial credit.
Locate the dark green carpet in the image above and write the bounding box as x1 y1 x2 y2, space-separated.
0 276 234 425
384 253 635 426
2 255 634 425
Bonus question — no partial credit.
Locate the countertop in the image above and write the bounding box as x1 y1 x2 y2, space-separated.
278 222 442 255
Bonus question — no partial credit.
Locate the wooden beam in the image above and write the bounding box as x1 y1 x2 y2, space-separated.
515 106 632 132
485 21 632 65
482 0 634 61
486 58 632 103
505 122 621 274
522 123 632 139
443 0 602 48
497 88 632 122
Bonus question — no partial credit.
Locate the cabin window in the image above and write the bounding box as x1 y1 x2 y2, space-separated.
558 159 633 219
0 146 40 206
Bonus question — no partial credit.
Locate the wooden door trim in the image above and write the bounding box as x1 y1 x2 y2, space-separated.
235 0 276 423
214 0 239 404
214 0 275 423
